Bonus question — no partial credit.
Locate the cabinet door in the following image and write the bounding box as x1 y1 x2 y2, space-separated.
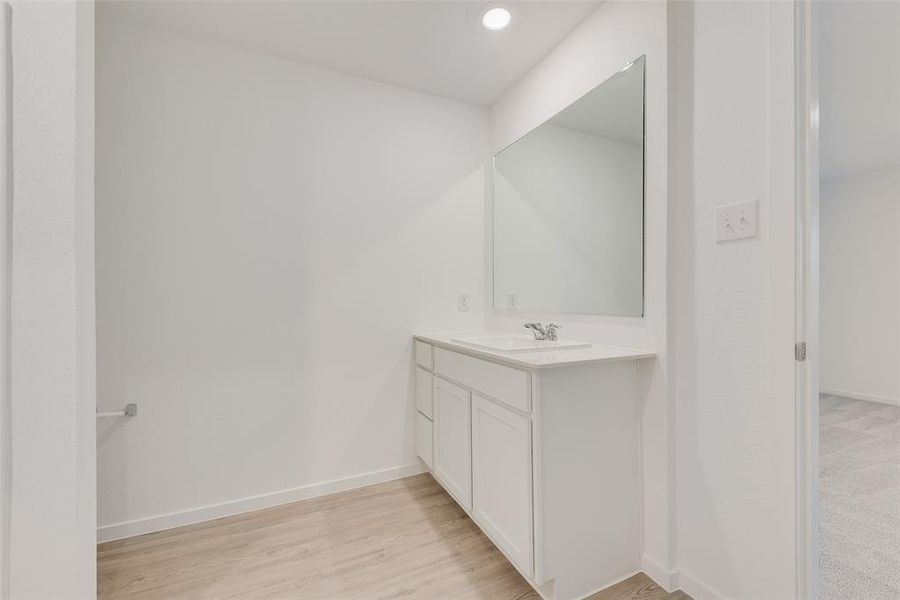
433 377 471 511
471 393 533 576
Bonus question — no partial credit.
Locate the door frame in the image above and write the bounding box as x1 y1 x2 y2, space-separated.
0 5 11 597
794 1 819 598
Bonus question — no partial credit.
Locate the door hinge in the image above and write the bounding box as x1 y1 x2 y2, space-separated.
795 342 807 362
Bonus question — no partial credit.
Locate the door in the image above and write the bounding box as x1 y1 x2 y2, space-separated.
433 377 471 511
471 393 533 576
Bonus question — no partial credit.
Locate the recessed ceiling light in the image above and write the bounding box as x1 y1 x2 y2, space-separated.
482 7 512 31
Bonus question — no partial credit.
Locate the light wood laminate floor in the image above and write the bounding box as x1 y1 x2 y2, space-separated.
98 473 690 600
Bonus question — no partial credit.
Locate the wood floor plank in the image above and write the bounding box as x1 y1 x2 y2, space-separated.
586 573 685 600
98 474 688 600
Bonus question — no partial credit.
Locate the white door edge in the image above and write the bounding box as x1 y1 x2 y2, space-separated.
794 2 820 598
0 5 12 598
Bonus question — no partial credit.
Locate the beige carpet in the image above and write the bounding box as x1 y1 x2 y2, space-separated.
819 394 900 599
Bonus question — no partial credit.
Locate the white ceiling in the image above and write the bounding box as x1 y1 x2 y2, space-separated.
99 0 602 107
819 1 900 180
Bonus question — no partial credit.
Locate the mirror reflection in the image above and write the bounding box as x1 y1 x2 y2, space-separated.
493 55 645 316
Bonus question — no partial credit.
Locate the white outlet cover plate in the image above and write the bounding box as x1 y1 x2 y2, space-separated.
458 292 470 312
716 199 759 243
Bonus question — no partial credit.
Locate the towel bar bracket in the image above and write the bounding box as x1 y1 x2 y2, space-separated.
96 403 137 419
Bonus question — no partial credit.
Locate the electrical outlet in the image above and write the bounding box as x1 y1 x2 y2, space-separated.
716 199 759 243
506 293 518 310
458 292 470 312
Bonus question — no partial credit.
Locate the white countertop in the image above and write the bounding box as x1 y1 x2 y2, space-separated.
414 331 656 370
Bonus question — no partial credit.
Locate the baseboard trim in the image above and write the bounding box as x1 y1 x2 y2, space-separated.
635 558 724 600
98 463 425 543
820 387 900 407
674 569 725 600
641 554 677 593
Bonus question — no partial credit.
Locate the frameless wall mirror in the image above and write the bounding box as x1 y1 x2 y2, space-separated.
493 55 645 316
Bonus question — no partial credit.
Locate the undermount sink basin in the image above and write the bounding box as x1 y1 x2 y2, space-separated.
451 334 592 353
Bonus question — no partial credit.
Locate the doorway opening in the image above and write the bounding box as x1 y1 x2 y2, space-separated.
800 2 900 598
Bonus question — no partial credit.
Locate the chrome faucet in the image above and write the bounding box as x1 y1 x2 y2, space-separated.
524 322 561 342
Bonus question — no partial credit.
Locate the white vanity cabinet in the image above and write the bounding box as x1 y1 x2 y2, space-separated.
412 334 655 600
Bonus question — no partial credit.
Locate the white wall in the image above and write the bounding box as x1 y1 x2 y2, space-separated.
9 0 96 597
820 168 900 404
818 0 900 180
494 125 643 315
487 0 673 585
96 15 488 539
669 1 798 598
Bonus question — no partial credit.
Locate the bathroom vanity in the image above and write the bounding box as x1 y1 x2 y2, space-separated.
412 333 655 600
411 52 653 600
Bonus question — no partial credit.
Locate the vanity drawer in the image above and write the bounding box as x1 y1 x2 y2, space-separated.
416 367 433 419
433 347 531 413
416 411 433 469
414 340 434 370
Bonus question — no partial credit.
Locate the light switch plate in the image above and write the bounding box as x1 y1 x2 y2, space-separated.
506 293 518 310
716 199 759 243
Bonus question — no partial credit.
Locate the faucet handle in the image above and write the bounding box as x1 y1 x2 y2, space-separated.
545 323 561 341
524 322 545 339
